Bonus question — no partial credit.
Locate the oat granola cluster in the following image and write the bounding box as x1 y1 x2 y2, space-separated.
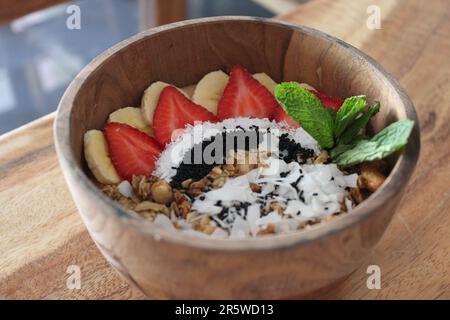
101 143 385 238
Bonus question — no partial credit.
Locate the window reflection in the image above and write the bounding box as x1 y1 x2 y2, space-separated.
0 0 274 134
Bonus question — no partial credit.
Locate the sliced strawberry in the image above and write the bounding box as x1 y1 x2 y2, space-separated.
104 123 162 181
310 90 344 110
153 86 217 146
217 65 279 120
272 106 300 128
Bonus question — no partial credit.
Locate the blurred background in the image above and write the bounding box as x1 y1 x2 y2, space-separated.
0 0 306 134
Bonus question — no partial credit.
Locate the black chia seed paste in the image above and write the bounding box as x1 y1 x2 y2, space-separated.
170 129 315 189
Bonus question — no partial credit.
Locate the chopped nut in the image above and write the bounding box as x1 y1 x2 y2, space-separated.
170 202 179 216
223 164 236 173
190 179 206 190
117 197 138 210
138 210 157 220
202 225 216 235
131 175 155 199
298 218 320 230
237 163 251 175
250 183 261 193
212 176 226 188
360 165 386 193
135 201 169 215
173 189 185 202
178 201 191 219
199 214 210 227
101 184 122 200
340 199 349 213
186 211 198 223
192 215 215 234
314 150 329 164
350 187 364 204
172 221 181 229
181 178 193 189
211 166 223 176
172 190 192 218
151 179 173 204
364 160 388 173
258 223 275 235
270 202 285 214
188 179 207 196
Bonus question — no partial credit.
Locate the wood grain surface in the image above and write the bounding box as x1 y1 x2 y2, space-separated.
0 0 449 299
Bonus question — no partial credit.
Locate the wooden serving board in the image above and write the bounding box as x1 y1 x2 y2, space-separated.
1 0 449 299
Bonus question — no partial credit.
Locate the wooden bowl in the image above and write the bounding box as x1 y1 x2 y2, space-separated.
54 17 420 299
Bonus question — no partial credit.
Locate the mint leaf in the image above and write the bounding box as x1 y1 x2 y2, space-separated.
275 82 335 149
327 108 337 122
335 96 367 137
340 101 380 144
334 120 414 167
330 135 365 159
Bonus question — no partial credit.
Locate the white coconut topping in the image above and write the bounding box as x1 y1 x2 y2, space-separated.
117 180 133 198
149 118 358 239
154 117 320 180
174 155 357 238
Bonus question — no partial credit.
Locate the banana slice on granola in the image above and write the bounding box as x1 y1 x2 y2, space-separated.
192 70 229 114
141 81 187 125
84 130 120 184
108 106 153 136
253 72 278 93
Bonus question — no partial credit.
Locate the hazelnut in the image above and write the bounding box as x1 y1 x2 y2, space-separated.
151 180 173 204
360 165 386 193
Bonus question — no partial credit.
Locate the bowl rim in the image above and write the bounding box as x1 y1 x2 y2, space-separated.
54 16 420 251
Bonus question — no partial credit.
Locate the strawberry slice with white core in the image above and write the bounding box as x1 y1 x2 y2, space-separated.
153 86 217 146
104 123 162 181
217 65 280 120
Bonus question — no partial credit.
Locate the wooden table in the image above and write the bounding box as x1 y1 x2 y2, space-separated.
1 0 449 299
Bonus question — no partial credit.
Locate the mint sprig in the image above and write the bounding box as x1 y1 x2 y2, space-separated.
334 120 414 166
275 82 334 149
335 95 367 137
274 82 414 167
339 101 380 144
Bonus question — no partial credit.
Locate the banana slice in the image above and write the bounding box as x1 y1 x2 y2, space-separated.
192 70 229 114
84 130 120 184
182 84 196 98
141 81 187 125
108 107 153 136
253 73 278 93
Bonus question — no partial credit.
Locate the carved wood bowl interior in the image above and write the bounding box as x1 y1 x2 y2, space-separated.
54 17 420 299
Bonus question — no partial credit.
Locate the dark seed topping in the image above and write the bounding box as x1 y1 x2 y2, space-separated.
278 133 314 164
